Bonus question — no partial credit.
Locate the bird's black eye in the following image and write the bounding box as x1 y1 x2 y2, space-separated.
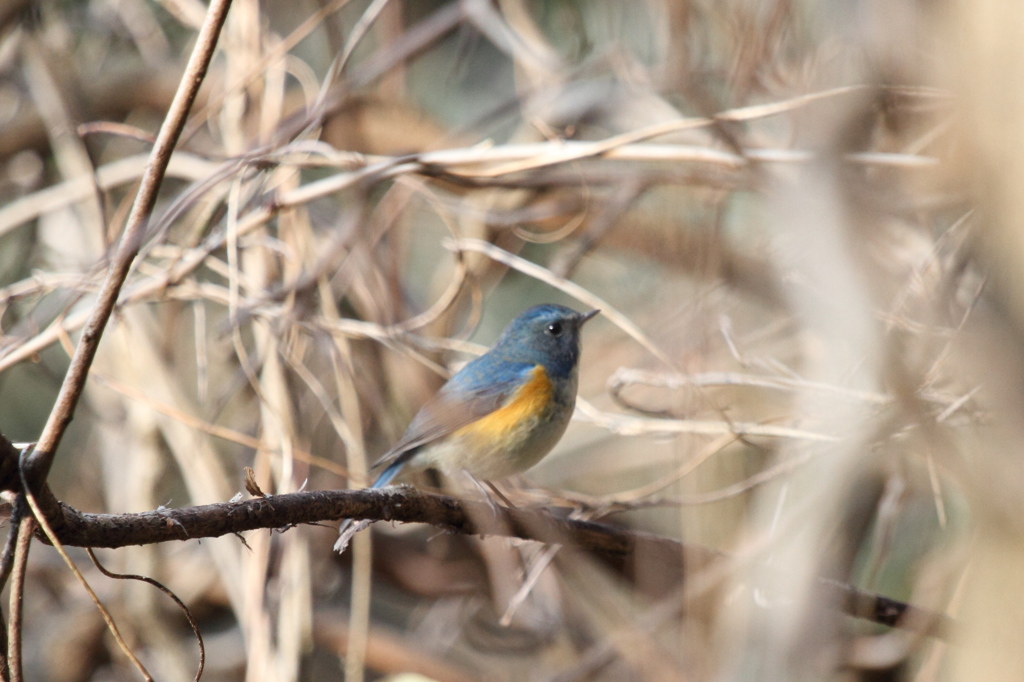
546 321 564 336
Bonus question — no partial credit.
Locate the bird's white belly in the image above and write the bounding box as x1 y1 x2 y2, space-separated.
419 403 572 480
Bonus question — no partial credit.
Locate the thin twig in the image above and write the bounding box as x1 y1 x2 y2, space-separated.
0 152 219 237
608 367 893 405
6 515 34 682
0 499 27 680
575 398 835 442
19 452 154 681
23 0 234 484
87 549 205 682
445 237 676 367
0 496 26 681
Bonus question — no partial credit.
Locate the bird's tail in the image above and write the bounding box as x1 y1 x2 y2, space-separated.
334 458 407 553
368 457 405 490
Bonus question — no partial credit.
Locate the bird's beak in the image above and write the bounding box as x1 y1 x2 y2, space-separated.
578 309 600 326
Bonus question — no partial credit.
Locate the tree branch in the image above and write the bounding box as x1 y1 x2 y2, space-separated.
24 0 234 486
29 485 951 638
50 486 648 556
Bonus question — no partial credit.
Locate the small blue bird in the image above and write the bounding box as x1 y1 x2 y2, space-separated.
336 304 598 550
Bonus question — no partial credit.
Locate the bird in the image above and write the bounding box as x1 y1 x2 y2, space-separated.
335 304 598 551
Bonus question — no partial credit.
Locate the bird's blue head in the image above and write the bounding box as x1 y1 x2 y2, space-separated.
491 304 599 378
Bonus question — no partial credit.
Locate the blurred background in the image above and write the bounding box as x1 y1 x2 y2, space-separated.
1 0 1021 679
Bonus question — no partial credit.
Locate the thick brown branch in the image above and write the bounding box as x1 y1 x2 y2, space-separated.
51 487 655 556
37 486 952 638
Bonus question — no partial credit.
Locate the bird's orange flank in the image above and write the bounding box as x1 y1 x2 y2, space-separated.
457 365 553 439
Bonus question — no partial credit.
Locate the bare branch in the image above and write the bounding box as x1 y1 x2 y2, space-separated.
12 483 948 638
24 0 234 484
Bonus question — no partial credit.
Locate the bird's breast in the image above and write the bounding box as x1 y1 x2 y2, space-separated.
423 364 576 479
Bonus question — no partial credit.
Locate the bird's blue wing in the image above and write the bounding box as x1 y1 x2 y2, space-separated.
370 359 535 472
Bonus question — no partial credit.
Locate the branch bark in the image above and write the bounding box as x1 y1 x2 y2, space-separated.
49 486 651 556
23 484 950 638
0 428 954 639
